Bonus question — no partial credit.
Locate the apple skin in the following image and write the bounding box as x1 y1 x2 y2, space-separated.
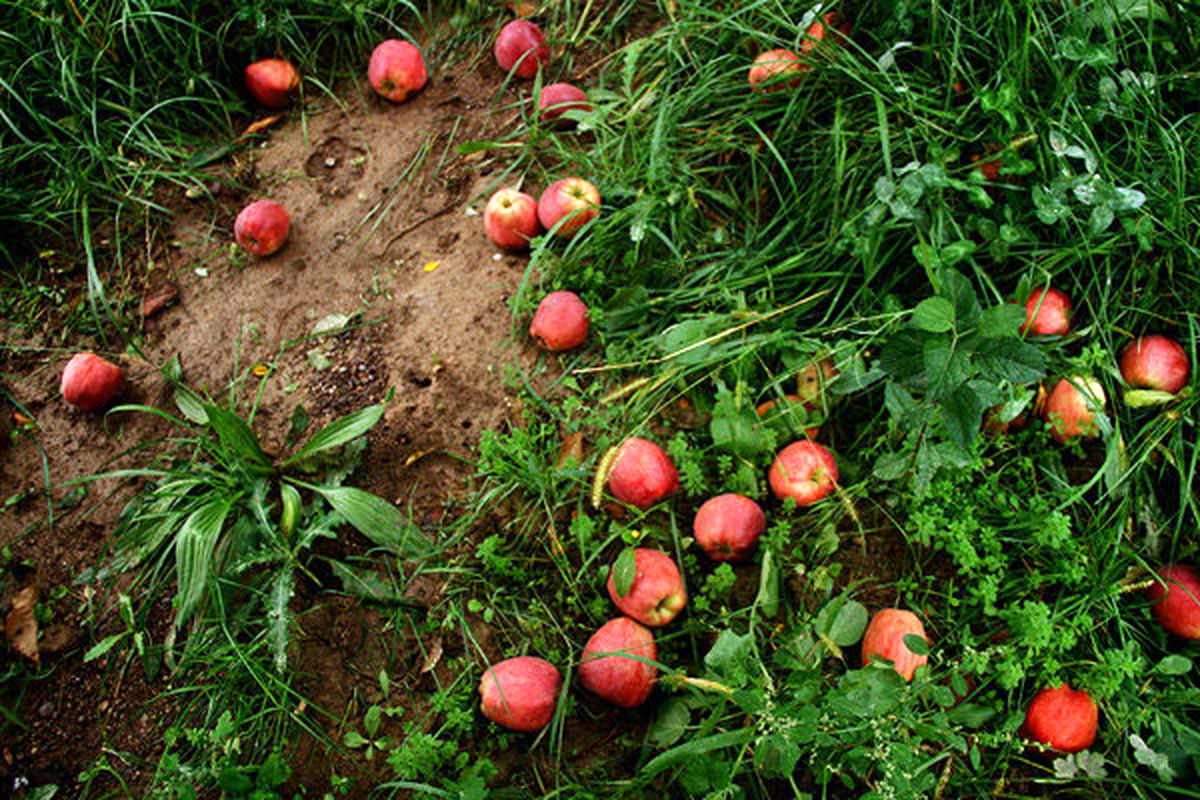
478 656 562 732
579 617 658 708
607 437 679 510
244 59 299 109
494 20 550 79
768 440 838 506
539 82 591 126
368 40 427 103
1146 563 1200 640
1021 287 1072 336
606 548 687 627
1020 684 1098 754
1044 376 1105 444
1120 335 1190 394
802 11 852 53
693 494 766 562
537 178 600 238
748 48 804 91
61 353 123 411
484 188 539 250
861 609 929 682
234 200 291 257
757 395 821 440
529 291 589 351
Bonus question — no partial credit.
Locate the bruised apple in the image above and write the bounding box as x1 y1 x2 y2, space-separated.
1044 376 1105 444
861 608 929 682
494 20 549 79
1146 563 1200 640
1119 335 1190 394
478 656 561 732
1021 684 1098 754
484 188 539 250
606 548 687 627
579 617 657 708
61 353 123 411
607 437 679 509
368 40 427 103
748 48 803 91
539 82 590 126
1021 287 1072 336
693 494 766 562
234 200 290 256
244 59 299 109
768 440 838 505
537 178 600 238
529 291 589 351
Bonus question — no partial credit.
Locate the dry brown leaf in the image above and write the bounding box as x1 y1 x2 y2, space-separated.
556 431 584 468
402 449 433 468
421 636 444 674
240 113 285 138
141 281 178 319
5 586 39 665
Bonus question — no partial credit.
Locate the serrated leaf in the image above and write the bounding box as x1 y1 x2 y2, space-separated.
284 401 386 467
648 697 691 748
704 629 753 688
974 338 1046 383
1131 734 1175 781
267 567 294 673
910 297 956 333
924 340 971 401
939 270 981 327
978 304 1027 337
942 384 983 449
613 547 637 598
312 486 430 557
328 559 407 604
880 329 931 381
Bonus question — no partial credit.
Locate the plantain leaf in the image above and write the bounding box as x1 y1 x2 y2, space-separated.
267 567 294 673
283 401 386 467
312 486 430 557
173 498 233 626
205 405 271 468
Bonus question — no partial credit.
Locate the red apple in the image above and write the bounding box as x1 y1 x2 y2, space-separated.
484 188 539 250
748 48 804 91
494 20 549 79
768 440 838 506
1120 335 1190 394
539 82 591 126
756 395 821 440
234 199 291 256
537 178 600 238
1044 376 1105 444
1021 287 1071 336
478 656 561 732
529 291 589 351
368 40 427 103
607 437 679 510
60 353 123 411
801 11 852 53
1021 684 1098 754
1146 563 1200 640
579 617 657 708
861 608 929 682
693 494 766 562
606 548 687 627
244 59 299 109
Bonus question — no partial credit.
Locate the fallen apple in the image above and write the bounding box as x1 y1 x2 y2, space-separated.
578 617 657 708
606 548 687 627
1043 376 1105 444
1146 563 1200 640
693 494 766 562
1021 287 1071 336
478 655 561 732
537 178 600 238
802 11 853 52
494 19 550 79
539 82 591 126
796 356 838 409
61 353 123 411
861 608 929 682
748 48 804 91
368 40 427 103
1119 335 1190 395
768 440 838 506
1021 684 1098 754
607 437 679 509
484 188 539 250
234 199 291 257
244 58 299 109
529 291 589 351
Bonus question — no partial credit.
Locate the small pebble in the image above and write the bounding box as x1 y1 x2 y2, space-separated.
325 157 337 168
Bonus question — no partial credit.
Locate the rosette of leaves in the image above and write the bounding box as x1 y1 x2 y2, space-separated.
873 269 1045 494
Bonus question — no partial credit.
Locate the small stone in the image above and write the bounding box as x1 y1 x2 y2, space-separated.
38 702 53 718
324 157 337 168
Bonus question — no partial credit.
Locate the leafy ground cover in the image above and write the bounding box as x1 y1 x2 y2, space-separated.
2 0 1199 798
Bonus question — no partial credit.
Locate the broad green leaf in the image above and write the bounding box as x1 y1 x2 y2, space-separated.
880 329 930 380
978 304 1027 337
267 567 294 673
974 338 1045 383
174 498 233 626
364 704 383 738
641 729 755 779
826 600 869 647
903 633 931 655
924 340 971 401
648 697 691 748
948 702 997 728
710 381 768 459
942 384 983 449
754 547 779 617
704 629 753 687
1155 655 1192 675
939 270 982 327
284 401 386 467
279 483 302 538
910 297 956 333
613 546 637 598
205 405 271 469
1124 389 1176 407
343 730 369 748
313 486 429 557
328 559 408 605
940 240 977 267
